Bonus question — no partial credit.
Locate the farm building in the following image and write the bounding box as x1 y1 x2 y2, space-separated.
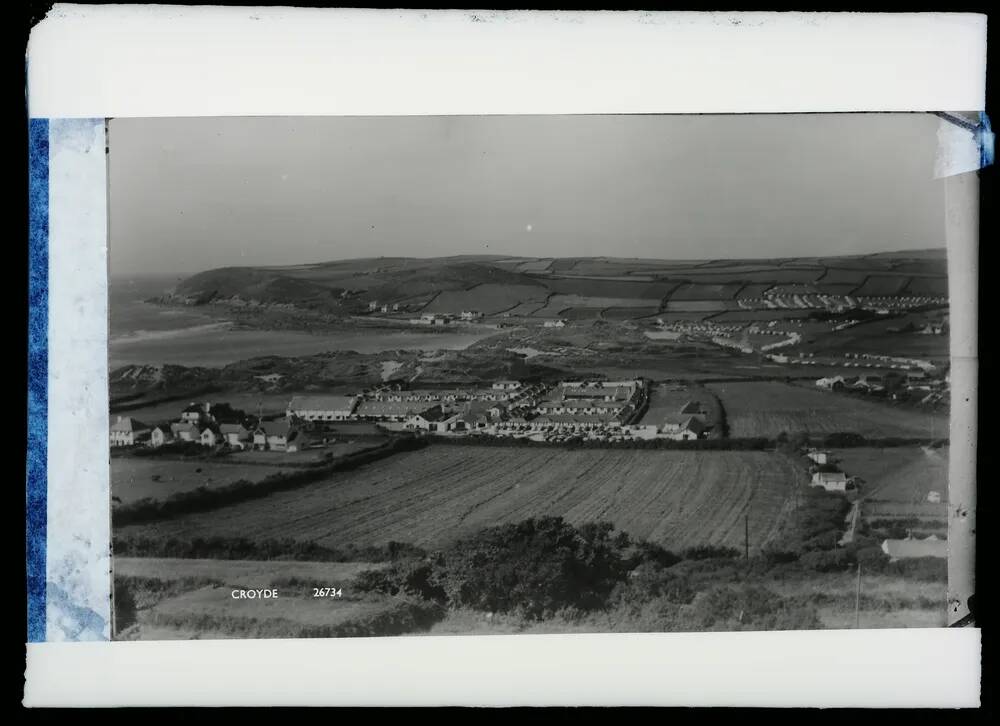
170 421 200 442
148 426 173 448
254 420 297 451
287 394 360 422
881 534 947 561
110 416 151 447
220 423 252 449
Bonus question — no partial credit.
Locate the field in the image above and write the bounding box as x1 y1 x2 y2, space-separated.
114 557 381 584
707 381 948 439
118 447 803 554
830 446 949 503
111 458 294 504
640 383 722 435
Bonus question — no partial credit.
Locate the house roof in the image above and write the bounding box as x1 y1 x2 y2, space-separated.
111 416 150 433
814 471 848 482
288 395 359 412
356 400 432 417
661 415 706 433
219 423 249 435
258 419 295 437
182 403 204 413
170 422 200 435
881 535 947 559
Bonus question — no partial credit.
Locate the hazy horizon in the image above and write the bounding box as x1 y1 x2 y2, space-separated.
109 114 947 277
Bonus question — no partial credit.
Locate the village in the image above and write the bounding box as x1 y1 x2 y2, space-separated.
109 377 721 451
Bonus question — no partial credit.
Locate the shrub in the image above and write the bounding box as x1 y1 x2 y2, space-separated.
799 548 855 573
434 517 634 619
683 545 741 560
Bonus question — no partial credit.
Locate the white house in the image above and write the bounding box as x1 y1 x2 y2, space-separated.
806 449 829 465
543 319 567 328
287 394 360 422
660 416 706 441
110 416 151 447
460 310 483 321
927 490 942 504
199 427 219 447
492 381 522 391
811 471 851 492
149 426 173 448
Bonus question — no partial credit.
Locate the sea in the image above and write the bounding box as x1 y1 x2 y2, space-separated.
109 275 497 369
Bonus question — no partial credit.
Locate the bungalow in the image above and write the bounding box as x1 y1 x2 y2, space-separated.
881 534 947 561
149 426 173 448
492 381 522 391
254 419 297 451
110 416 151 447
199 427 219 447
170 421 200 442
220 423 252 449
287 394 360 422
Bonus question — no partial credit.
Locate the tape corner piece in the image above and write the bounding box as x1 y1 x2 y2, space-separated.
933 110 994 178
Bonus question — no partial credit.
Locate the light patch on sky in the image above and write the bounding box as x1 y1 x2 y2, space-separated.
108 114 946 276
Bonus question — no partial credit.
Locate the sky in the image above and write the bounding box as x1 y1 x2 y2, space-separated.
109 113 946 276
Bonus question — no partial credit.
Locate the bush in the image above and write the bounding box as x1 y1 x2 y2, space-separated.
684 585 822 631
434 517 634 619
799 548 855 573
683 545 741 560
354 560 446 602
113 577 138 635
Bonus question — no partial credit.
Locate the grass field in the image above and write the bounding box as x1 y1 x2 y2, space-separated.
707 381 948 439
830 446 949 503
114 557 381 585
111 458 294 504
118 447 802 554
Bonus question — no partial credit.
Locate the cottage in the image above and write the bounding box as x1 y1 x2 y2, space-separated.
110 416 151 447
170 421 200 442
460 310 484 321
543 319 567 328
199 427 219 447
254 419 297 451
492 381 522 391
220 423 252 449
287 394 360 422
881 534 947 561
149 426 173 448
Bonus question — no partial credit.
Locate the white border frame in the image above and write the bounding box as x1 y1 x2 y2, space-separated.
26 6 985 708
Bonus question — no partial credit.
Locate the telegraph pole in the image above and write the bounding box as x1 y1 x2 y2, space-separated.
854 562 862 629
744 512 749 561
